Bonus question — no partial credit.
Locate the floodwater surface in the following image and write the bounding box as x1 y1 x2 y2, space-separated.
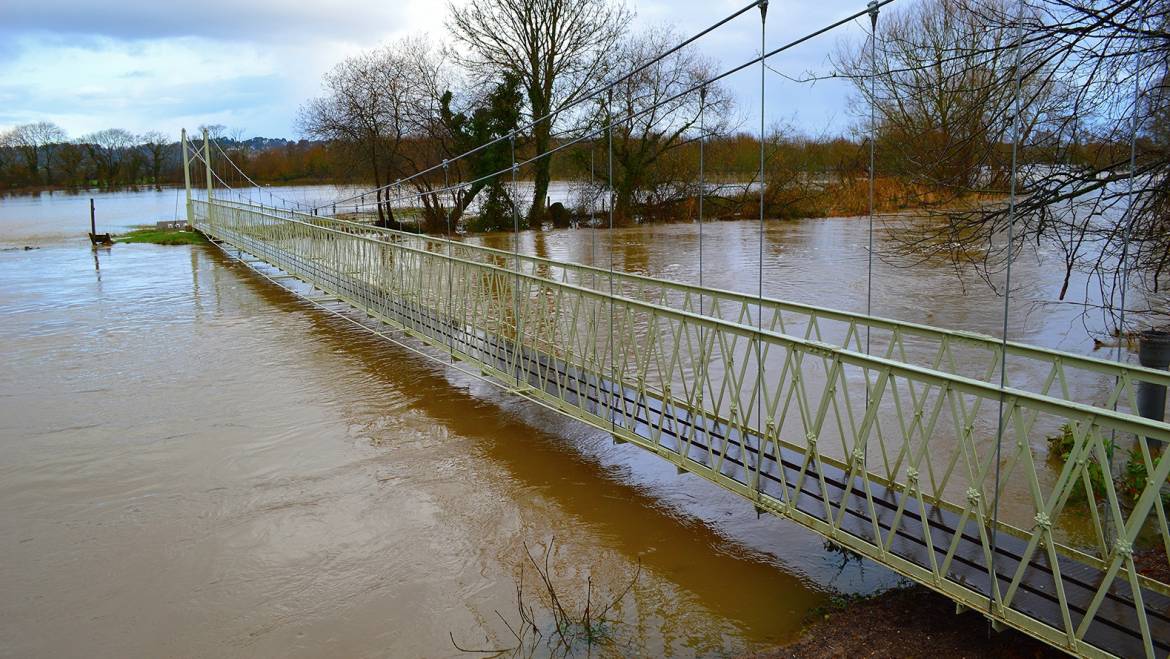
0 187 1149 658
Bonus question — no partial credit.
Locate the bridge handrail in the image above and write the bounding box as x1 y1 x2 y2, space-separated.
195 199 1170 437
215 198 1170 391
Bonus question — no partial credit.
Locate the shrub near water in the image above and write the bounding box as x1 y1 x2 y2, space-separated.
1047 423 1168 507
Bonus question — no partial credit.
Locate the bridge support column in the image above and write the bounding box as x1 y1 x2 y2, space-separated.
181 129 192 226
203 127 213 224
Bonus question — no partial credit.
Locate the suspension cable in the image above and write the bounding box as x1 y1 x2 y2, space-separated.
510 133 522 387
1116 4 1145 366
990 2 1026 618
866 1 879 352
607 89 616 433
698 85 707 394
444 160 455 361
756 1 768 492
213 139 306 211
590 140 596 286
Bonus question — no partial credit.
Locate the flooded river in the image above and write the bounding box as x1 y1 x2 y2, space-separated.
0 186 1141 657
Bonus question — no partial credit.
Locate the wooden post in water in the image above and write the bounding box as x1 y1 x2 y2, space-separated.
87 199 112 246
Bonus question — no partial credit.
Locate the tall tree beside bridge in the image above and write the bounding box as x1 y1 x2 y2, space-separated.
447 0 630 226
834 0 1049 193
139 131 173 190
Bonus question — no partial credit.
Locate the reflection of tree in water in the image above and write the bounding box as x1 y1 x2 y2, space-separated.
618 232 649 276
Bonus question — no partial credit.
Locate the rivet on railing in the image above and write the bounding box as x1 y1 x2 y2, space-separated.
966 487 982 506
906 468 920 495
1033 512 1052 531
805 432 817 447
852 449 866 467
1114 537 1133 559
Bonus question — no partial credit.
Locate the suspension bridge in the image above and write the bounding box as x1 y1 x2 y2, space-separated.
177 1 1169 656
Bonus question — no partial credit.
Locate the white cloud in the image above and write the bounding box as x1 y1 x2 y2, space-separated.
0 0 875 139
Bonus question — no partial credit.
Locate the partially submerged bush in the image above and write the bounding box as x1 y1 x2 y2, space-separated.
451 538 641 657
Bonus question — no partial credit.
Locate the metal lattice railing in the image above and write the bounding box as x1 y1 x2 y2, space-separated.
209 198 1170 418
194 198 1170 658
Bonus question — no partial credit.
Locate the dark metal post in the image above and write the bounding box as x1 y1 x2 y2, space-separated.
90 198 96 237
1137 331 1170 449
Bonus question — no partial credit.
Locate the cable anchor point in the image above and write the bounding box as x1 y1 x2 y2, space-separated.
867 0 879 29
758 0 768 21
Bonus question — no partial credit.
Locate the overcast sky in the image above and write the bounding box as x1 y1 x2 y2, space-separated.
0 0 877 141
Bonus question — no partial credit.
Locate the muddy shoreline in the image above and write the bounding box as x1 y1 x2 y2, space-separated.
751 586 1066 658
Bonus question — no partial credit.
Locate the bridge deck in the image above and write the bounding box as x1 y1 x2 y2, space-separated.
195 199 1170 658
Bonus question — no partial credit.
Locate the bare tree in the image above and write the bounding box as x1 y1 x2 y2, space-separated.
198 124 230 141
447 0 630 225
838 0 1170 332
56 140 87 188
139 131 173 190
0 130 14 186
299 37 448 225
7 121 68 185
835 0 1052 192
81 129 136 188
600 26 733 223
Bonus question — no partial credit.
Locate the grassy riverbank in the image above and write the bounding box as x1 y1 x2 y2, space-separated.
747 586 1062 658
116 226 208 246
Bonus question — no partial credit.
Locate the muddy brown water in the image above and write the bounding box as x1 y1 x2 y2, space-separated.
0 188 1146 657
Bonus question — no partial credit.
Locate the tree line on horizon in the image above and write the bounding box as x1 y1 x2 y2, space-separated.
0 123 342 191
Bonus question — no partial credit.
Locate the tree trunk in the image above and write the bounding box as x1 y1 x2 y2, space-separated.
451 180 487 225
528 121 552 226
375 186 386 225
614 180 636 226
